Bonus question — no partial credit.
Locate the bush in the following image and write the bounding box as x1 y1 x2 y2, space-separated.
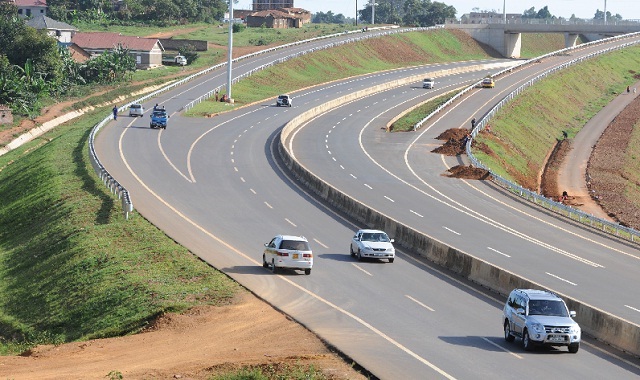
232 23 246 33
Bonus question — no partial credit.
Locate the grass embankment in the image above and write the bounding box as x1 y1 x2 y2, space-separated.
390 91 460 132
0 25 571 368
186 29 501 116
0 27 498 356
76 22 362 48
519 33 586 59
0 109 241 354
472 47 640 190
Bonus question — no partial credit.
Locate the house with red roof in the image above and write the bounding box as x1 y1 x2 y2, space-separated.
11 0 47 18
71 32 164 69
246 7 310 28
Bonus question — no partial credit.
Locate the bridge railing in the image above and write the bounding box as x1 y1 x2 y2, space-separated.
446 18 640 26
463 33 640 242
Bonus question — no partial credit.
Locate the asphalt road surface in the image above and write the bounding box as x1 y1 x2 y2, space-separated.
96 33 640 379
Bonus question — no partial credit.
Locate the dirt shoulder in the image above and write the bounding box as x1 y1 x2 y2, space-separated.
0 292 366 379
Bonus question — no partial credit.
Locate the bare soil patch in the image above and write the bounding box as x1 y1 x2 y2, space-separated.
0 292 366 379
445 165 490 180
587 94 640 229
432 128 469 156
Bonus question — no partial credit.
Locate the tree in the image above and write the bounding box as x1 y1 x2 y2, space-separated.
402 0 455 27
522 7 536 18
536 6 553 19
359 0 403 25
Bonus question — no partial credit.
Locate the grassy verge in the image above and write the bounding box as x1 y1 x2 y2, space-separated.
211 363 330 380
0 109 241 354
185 29 499 117
519 33 587 59
472 47 640 189
390 90 460 132
74 22 362 47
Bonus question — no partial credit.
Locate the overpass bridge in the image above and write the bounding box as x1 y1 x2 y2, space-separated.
446 22 640 57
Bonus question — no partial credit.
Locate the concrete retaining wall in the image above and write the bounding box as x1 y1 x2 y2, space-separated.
278 68 640 357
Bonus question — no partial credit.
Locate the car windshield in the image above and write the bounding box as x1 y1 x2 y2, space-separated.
280 240 310 251
153 110 166 117
528 300 568 317
361 233 390 242
131 105 141 109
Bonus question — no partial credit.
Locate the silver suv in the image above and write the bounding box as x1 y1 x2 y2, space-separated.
503 289 581 353
276 94 292 107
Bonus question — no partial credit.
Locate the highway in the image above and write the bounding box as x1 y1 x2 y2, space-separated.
95 32 640 379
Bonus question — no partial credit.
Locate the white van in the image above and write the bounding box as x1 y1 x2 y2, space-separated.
423 78 435 89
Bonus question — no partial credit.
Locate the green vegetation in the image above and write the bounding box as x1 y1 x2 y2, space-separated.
211 363 327 380
390 91 459 132
520 33 579 59
76 22 362 48
472 47 640 189
0 109 241 354
186 29 499 116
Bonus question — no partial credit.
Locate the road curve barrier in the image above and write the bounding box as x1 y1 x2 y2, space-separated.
277 71 640 358
182 25 445 112
465 33 640 243
88 25 444 218
88 115 134 219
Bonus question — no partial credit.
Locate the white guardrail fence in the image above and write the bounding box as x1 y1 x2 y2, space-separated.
412 31 640 242
88 25 446 218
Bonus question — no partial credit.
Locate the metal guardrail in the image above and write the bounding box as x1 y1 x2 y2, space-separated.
88 116 134 219
182 25 445 111
460 32 640 242
88 25 446 218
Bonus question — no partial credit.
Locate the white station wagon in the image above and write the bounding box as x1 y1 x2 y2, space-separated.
263 235 313 275
350 229 395 263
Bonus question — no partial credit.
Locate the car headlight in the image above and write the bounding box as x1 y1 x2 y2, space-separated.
570 325 581 335
530 323 545 334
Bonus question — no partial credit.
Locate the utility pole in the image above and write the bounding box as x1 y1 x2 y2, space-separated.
604 0 607 24
371 0 375 24
503 0 506 24
226 0 233 102
355 0 357 26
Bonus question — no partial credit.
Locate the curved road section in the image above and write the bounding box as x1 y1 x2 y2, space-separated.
96 34 640 379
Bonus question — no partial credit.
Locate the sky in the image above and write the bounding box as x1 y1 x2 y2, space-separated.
234 1 640 21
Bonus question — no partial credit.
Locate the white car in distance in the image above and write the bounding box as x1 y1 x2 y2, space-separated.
350 229 395 263
263 235 312 275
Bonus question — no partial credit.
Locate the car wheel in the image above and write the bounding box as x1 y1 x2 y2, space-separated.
522 329 533 351
388 258 394 263
262 254 268 268
304 268 311 275
568 343 579 353
504 321 515 342
350 245 355 257
271 259 278 274
357 249 362 261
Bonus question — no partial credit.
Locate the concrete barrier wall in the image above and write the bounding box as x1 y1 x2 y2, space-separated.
278 69 640 357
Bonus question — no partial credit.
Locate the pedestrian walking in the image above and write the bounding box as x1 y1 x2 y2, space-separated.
627 85 630 93
471 117 476 129
215 90 219 102
112 105 118 120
